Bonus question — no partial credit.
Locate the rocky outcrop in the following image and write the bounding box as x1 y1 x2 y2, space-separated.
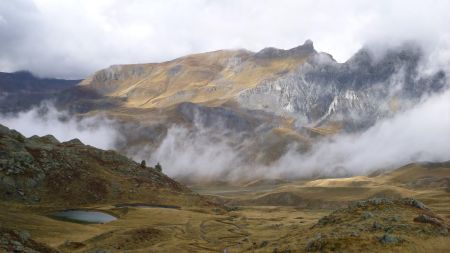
0 227 57 253
254 39 316 59
0 123 205 207
304 197 449 252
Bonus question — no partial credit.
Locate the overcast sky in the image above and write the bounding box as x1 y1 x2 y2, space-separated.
1 0 450 79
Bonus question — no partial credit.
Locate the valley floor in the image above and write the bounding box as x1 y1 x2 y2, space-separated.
1 162 450 252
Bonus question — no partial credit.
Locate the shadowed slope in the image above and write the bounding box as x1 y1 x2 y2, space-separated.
0 123 210 208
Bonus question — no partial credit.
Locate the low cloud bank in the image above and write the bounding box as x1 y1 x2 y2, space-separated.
145 88 450 181
0 102 121 150
146 126 246 180
268 88 450 178
1 89 449 181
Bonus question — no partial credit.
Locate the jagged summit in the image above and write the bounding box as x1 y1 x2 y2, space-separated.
346 42 423 67
290 39 315 54
255 39 316 58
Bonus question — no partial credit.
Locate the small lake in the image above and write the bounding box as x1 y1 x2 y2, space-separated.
51 210 117 224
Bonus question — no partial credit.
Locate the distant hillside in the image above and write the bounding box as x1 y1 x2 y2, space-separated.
0 71 80 113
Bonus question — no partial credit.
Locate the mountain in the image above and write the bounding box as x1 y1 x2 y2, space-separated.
37 40 442 175
80 41 315 109
79 40 445 131
0 71 80 113
2 42 445 133
0 123 208 207
1 41 447 181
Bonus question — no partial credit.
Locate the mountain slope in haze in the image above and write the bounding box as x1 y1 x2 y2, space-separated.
80 40 445 131
0 123 207 207
0 71 80 113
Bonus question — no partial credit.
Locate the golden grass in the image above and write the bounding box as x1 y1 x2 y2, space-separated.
81 49 309 110
2 163 449 252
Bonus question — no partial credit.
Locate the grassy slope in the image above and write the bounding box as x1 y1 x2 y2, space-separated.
80 49 309 109
1 162 449 252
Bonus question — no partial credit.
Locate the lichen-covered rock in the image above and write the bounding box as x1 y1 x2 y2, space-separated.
379 233 402 245
350 198 394 209
401 198 429 210
0 227 57 253
305 234 326 252
372 221 383 230
19 230 31 242
361 211 374 220
304 197 450 252
414 214 446 228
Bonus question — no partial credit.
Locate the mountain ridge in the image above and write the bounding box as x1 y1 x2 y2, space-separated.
77 40 445 132
0 71 80 113
1 41 448 182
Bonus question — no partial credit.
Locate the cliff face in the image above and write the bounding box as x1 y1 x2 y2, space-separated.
239 44 445 129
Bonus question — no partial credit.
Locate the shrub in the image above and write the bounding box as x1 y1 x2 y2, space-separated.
155 162 162 173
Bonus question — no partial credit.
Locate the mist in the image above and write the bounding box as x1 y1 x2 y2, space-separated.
139 87 450 181
0 89 449 182
269 88 450 179
147 126 245 180
0 90 449 181
0 102 122 150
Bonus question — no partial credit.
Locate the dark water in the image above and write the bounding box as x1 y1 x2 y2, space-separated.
51 210 117 224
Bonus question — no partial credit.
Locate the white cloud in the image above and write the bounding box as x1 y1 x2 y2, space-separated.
129 88 450 181
147 126 244 180
0 102 122 150
1 0 450 78
269 88 450 178
0 89 449 181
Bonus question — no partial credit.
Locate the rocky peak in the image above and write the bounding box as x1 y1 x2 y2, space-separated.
255 39 316 59
289 39 315 56
346 48 373 67
238 42 446 131
346 42 422 68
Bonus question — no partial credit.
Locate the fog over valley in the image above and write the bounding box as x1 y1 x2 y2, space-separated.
1 82 449 181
